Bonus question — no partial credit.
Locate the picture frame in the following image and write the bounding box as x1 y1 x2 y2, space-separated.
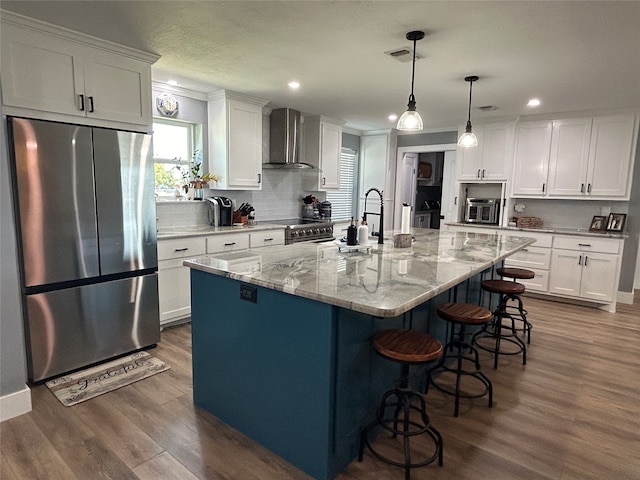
588 215 607 232
605 213 627 232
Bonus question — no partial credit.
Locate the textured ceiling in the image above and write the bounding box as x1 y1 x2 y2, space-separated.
2 1 639 131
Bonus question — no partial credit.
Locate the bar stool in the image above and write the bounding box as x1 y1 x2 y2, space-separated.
359 329 444 480
425 303 493 417
496 267 535 344
473 279 527 369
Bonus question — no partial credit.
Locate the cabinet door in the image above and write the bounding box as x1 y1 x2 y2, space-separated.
580 252 617 302
457 126 484 181
587 114 636 198
1 24 83 117
227 99 262 188
158 259 192 325
319 122 342 189
548 250 582 298
512 121 552 196
83 50 152 126
547 118 592 196
481 123 513 181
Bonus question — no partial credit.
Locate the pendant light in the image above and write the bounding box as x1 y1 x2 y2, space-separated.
458 75 479 147
396 30 425 131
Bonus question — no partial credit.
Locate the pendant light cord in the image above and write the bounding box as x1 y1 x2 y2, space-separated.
467 79 473 122
409 36 417 101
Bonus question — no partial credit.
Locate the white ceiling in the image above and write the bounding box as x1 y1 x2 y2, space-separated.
2 1 639 132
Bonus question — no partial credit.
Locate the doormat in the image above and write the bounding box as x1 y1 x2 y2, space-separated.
46 351 170 407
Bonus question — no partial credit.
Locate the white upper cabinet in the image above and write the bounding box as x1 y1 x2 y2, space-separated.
458 123 514 181
208 90 268 190
303 116 344 190
1 16 157 131
512 114 637 199
547 118 593 196
586 114 637 197
511 121 553 196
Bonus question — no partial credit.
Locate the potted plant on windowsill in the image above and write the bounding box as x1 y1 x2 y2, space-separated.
189 150 218 198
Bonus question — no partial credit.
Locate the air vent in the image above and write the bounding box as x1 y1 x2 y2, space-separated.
478 105 498 111
385 46 422 63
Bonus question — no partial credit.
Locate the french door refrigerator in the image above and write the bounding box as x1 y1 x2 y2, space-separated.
8 117 160 382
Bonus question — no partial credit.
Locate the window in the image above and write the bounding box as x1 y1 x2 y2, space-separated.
326 148 358 220
152 118 201 198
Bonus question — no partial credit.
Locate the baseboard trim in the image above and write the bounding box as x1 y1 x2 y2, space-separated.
0 386 32 422
617 290 634 305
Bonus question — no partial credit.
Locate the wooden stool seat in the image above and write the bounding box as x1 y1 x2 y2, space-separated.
497 267 535 280
437 303 493 325
481 279 525 295
373 329 443 364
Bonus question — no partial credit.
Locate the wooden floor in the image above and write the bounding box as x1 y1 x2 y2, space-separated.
2 293 639 480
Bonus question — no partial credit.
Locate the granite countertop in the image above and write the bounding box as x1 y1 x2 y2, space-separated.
184 229 535 317
446 222 627 239
157 223 284 240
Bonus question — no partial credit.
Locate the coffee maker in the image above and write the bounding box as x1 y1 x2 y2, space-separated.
205 196 233 226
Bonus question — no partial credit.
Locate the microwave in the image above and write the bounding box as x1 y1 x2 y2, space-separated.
465 198 500 224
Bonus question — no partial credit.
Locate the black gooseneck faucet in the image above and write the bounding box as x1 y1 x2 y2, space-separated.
363 187 384 245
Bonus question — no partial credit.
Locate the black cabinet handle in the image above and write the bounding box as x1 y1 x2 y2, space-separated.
264 238 274 242
542 183 546 193
224 242 236 246
587 183 591 193
477 169 481 179
585 256 589 266
322 177 326 185
258 173 261 184
578 243 591 247
482 169 486 178
88 96 95 113
578 255 583 266
78 94 85 111
174 247 188 252
580 183 585 193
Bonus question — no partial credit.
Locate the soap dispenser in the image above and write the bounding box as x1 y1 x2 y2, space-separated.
346 217 357 245
357 217 369 245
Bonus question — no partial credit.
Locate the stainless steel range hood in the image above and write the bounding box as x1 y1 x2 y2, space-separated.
265 108 314 169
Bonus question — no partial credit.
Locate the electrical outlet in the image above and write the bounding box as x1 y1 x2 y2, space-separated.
601 206 611 217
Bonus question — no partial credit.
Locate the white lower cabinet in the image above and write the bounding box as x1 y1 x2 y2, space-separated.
548 235 622 304
249 230 285 248
157 237 206 326
504 231 552 292
158 229 285 325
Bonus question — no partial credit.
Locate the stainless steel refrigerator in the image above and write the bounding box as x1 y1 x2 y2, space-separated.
8 117 160 382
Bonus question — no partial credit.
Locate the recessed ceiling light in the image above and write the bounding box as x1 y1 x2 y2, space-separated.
388 114 398 121
288 81 300 90
527 98 541 107
167 80 178 86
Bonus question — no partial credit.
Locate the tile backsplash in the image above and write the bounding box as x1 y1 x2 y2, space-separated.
156 168 324 228
510 198 629 229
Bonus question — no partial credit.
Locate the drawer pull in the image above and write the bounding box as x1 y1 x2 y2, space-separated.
578 243 591 247
174 247 188 252
224 242 236 246
263 238 274 242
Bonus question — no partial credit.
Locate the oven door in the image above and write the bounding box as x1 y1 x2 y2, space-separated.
286 237 335 245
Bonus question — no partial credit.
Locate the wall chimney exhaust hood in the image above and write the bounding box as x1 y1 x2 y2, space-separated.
265 108 315 169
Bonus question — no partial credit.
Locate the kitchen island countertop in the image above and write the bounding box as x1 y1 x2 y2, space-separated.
184 228 535 317
446 222 627 238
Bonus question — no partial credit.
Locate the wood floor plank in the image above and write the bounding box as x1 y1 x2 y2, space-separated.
133 451 200 480
1 415 79 479
73 393 165 469
2 293 639 480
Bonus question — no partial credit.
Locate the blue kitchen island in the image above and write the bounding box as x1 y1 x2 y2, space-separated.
184 229 534 480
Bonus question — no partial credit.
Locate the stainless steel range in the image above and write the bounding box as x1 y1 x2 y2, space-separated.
267 219 335 244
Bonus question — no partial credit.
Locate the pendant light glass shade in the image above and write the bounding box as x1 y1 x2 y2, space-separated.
457 122 478 147
457 75 479 147
397 31 425 131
